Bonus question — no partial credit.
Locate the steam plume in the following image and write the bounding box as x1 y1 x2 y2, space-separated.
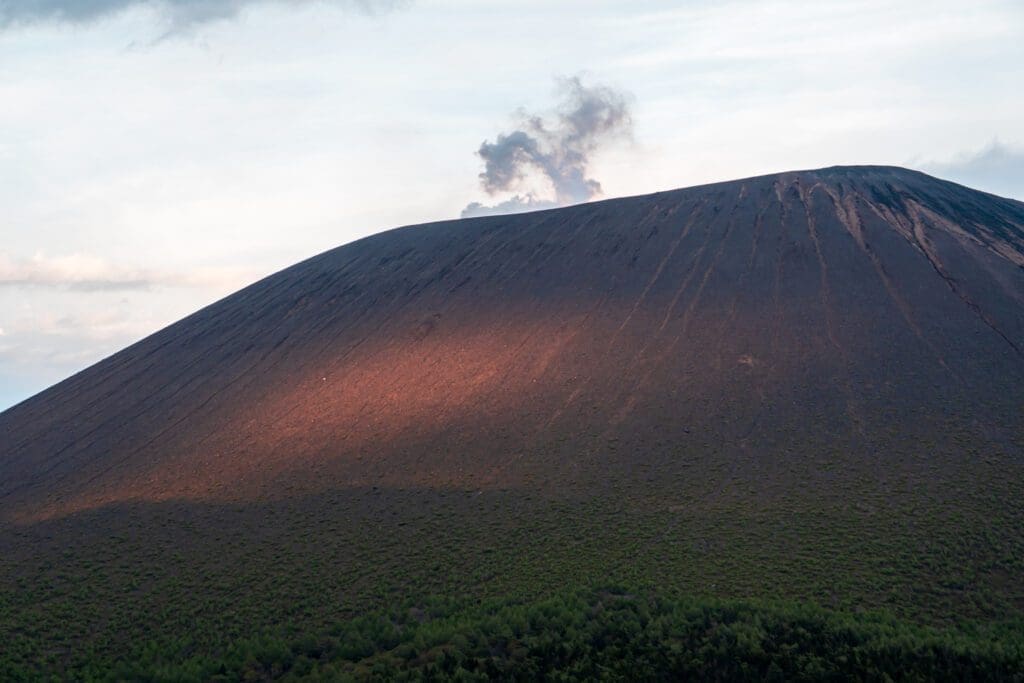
462 77 632 218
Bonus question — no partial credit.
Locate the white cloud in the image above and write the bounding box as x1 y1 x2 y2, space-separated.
0 251 260 292
919 140 1024 201
5 307 161 340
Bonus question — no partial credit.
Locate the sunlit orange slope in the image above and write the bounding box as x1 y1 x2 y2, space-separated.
2 166 1023 523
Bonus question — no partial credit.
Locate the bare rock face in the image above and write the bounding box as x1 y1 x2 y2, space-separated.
2 165 1023 523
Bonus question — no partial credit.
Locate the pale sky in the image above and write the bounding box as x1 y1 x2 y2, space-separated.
2 0 1023 410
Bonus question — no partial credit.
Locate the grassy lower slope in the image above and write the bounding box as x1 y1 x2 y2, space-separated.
2 465 1023 678
8 586 1024 681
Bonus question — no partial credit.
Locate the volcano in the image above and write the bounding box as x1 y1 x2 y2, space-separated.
3 165 1023 520
2 166 1024 675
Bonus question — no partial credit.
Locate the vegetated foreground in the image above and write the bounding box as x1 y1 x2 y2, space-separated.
63 586 1024 681
1 166 1023 678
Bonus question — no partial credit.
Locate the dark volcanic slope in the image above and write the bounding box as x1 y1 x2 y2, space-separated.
2 166 1024 525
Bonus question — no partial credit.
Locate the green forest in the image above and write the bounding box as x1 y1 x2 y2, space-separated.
5 585 1022 681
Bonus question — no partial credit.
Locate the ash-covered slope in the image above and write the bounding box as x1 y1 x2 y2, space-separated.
2 165 1024 523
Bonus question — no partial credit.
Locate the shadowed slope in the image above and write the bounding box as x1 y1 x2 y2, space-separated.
2 166 1024 523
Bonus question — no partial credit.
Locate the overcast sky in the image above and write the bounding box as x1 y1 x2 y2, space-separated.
2 0 1023 410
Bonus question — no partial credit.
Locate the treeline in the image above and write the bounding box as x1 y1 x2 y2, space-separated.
6 586 1024 681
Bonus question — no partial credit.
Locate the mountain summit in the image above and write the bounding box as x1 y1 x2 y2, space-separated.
2 166 1023 524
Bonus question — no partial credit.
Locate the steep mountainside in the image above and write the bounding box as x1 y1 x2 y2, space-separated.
2 166 1022 522
2 166 1023 675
